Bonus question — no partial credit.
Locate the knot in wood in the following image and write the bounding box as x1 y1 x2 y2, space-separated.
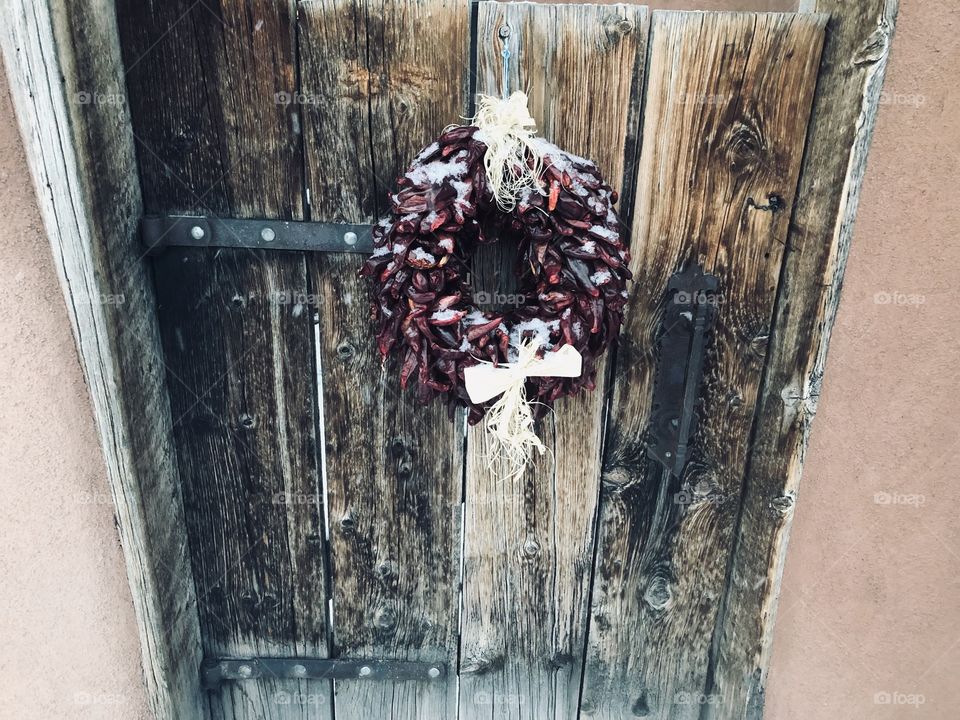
238 413 257 430
602 14 634 42
853 25 892 67
460 651 505 677
771 493 795 514
396 459 414 481
725 118 766 174
601 465 633 488
376 560 398 580
643 573 672 611
522 537 541 559
631 691 652 716
390 437 410 458
260 593 280 612
239 590 260 619
336 341 355 361
373 602 399 632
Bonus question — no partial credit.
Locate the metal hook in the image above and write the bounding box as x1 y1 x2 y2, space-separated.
499 25 511 99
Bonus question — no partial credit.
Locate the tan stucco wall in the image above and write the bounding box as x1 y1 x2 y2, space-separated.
763 0 960 716
0 0 955 717
0 77 151 716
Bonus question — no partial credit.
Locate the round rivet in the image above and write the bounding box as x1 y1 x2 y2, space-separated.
237 664 253 678
291 664 307 677
190 225 205 240
344 231 358 246
428 667 441 679
261 227 276 242
359 665 372 677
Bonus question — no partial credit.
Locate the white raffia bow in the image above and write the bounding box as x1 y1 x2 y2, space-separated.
470 91 546 210
464 341 582 478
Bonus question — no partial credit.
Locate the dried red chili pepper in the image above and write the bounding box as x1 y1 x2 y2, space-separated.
359 125 632 424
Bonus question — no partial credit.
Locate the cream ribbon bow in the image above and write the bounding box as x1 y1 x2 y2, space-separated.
464 343 583 404
464 341 582 478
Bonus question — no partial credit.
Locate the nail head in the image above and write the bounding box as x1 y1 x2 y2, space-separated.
260 227 276 242
344 231 358 245
190 225 205 240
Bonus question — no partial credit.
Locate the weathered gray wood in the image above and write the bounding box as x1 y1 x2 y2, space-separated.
581 12 826 719
298 2 470 718
460 5 649 720
115 0 332 718
115 0 304 218
0 0 208 717
152 248 331 720
704 2 899 718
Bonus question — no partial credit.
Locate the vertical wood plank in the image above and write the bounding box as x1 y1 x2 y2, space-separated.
581 12 826 720
153 249 330 720
298 2 470 718
460 5 649 720
117 0 303 218
116 0 332 718
1 0 209 716
705 2 899 718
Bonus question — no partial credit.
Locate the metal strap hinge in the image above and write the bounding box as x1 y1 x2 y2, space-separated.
141 214 374 254
201 657 446 689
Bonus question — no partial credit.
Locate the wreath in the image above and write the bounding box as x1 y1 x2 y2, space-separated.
361 93 632 469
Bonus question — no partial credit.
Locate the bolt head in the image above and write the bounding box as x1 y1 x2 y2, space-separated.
359 665 372 677
291 664 307 677
237 664 253 678
190 225 205 240
260 227 276 242
428 667 441 679
344 231 358 246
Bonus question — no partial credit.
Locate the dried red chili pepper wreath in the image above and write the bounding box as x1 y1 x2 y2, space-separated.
360 93 632 469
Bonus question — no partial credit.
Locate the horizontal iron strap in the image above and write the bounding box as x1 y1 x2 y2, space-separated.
141 214 374 254
201 657 446 689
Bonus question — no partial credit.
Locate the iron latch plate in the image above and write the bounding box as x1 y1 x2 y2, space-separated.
647 262 719 476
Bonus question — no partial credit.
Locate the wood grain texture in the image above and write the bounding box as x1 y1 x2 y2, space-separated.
115 0 303 218
460 5 649 720
581 12 826 720
299 2 470 718
115 0 332 718
0 0 209 718
704 2 899 718
153 249 330 720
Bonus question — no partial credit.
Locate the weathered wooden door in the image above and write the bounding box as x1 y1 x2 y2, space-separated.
92 0 888 717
